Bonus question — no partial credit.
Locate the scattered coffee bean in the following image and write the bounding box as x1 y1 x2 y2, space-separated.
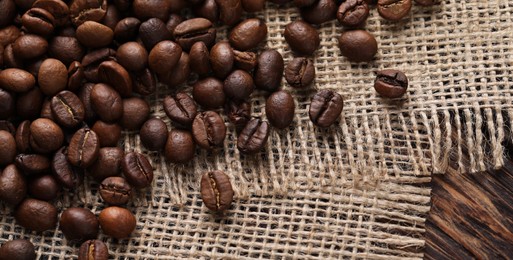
90 83 123 123
140 118 168 151
99 206 136 239
193 0 220 23
132 0 170 21
300 0 337 25
22 7 55 37
50 90 85 129
237 118 270 154
88 147 124 182
38 58 68 96
76 21 114 48
173 18 216 51
374 69 408 98
99 176 132 205
163 93 198 128
338 29 378 62
49 36 86 67
78 240 109 260
139 18 172 50
91 121 122 147
12 34 48 60
59 207 99 244
0 68 36 93
52 147 84 189
116 42 148 72
159 52 190 87
132 68 157 96
67 61 84 92
192 111 227 150
285 57 315 88
165 129 196 164
241 0 265 12
189 41 212 76
29 118 64 154
69 0 107 26
266 90 295 129
200 171 234 212
193 77 226 109
121 152 153 189
210 41 234 79
337 0 369 27
28 174 60 201
120 97 150 131
216 0 243 26
377 0 412 21
114 17 141 43
0 131 16 166
78 83 98 123
229 18 267 51
15 153 50 175
0 164 27 205
224 70 255 101
254 50 284 92
225 100 252 131
233 50 257 71
0 239 36 260
98 60 133 97
81 48 116 83
284 20 320 56
148 40 182 75
309 89 344 127
14 198 58 232
67 128 100 168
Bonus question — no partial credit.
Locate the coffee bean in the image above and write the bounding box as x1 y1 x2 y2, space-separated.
60 208 99 244
300 0 337 24
78 83 98 123
88 147 124 182
12 34 48 60
81 48 116 83
114 17 141 43
102 4 121 30
78 240 109 260
237 118 270 154
284 20 320 56
266 90 295 129
216 0 242 25
0 131 16 166
117 42 148 72
229 18 267 51
52 146 84 189
0 0 16 28
3 44 24 69
51 90 85 128
189 41 211 76
133 0 170 21
173 18 216 51
132 68 156 96
67 128 100 168
192 111 226 150
193 0 219 23
233 50 257 71
148 40 182 75
76 21 114 48
224 70 255 101
99 176 131 205
309 89 343 127
378 0 412 21
91 121 122 148
241 0 265 12
0 68 36 93
338 30 377 62
374 69 408 98
99 206 136 239
414 0 436 6
0 120 15 135
165 129 196 164
29 118 64 154
285 57 315 88
15 120 31 153
15 153 50 175
0 89 14 120
166 14 184 38
337 0 369 27
16 87 44 119
90 83 123 123
163 93 197 128
139 18 172 50
21 7 55 36
293 0 316 7
0 164 27 205
98 61 133 97
15 198 58 232
210 41 234 79
67 61 84 92
255 50 285 92
32 0 70 26
193 77 225 109
0 239 36 260
159 52 190 87
121 152 153 189
120 97 150 131
49 36 86 67
140 118 168 151
225 100 251 131
200 170 233 212
28 174 60 201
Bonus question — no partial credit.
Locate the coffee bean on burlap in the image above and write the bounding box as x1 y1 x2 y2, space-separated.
200 171 234 212
374 69 408 98
121 152 153 189
59 207 99 244
99 206 136 239
165 129 196 164
0 239 36 260
309 89 344 127
14 198 58 232
99 176 131 205
192 111 226 150
0 164 27 205
67 128 100 168
78 240 109 260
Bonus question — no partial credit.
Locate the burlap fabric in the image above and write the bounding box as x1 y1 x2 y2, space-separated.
0 1 511 259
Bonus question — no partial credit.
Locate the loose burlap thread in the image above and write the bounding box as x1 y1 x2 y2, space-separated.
1 1 512 259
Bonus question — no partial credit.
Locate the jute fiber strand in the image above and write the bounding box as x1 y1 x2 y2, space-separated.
0 0 511 259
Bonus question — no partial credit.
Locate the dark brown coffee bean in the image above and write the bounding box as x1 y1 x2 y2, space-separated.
192 111 226 150
133 0 170 21
99 206 136 239
99 176 131 205
414 0 436 6
114 17 141 43
293 0 316 7
0 121 15 135
91 121 122 147
132 68 156 96
22 8 55 36
59 208 99 244
68 128 100 168
0 0 16 28
102 4 121 30
0 68 36 93
140 118 168 151
241 0 265 12
163 93 197 128
165 129 195 164
0 164 27 205
193 0 219 23
120 97 150 131
173 18 216 51
51 90 85 128
148 40 182 75
0 89 14 120
52 147 83 189
28 174 60 201
300 0 337 24
0 25 20 47
98 61 133 97
166 14 183 38
3 44 24 69
0 131 16 166
237 118 270 154
229 18 267 51
0 239 35 260
338 30 377 62
378 0 412 21
90 84 123 123
284 20 320 56
374 69 408 98
49 36 86 67
16 87 44 119
139 18 172 50
309 89 343 127
337 0 369 27
15 198 58 232
189 41 211 76
81 48 116 83
225 100 251 131
200 170 233 211
88 147 123 182
224 70 255 101
78 240 109 260
67 61 84 92
255 50 284 92
216 0 242 26
32 0 69 26
69 0 106 25
121 152 153 189
76 21 114 48
117 42 148 72
266 90 295 129
29 118 64 154
233 50 257 71
193 77 225 109
78 83 97 123
15 154 50 175
210 42 234 79
285 57 315 88
12 34 48 60
15 120 31 153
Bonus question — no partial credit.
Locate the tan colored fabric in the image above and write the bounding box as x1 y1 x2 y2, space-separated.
1 1 511 259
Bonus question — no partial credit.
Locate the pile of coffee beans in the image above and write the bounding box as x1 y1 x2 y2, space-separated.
0 0 432 258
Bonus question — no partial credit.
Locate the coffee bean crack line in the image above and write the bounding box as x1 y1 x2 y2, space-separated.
57 96 81 122
208 172 221 210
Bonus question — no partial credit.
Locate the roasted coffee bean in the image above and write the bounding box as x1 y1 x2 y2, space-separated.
16 120 31 153
229 18 267 51
15 154 50 175
0 164 27 205
163 93 197 128
99 176 131 205
69 0 106 25
173 18 216 51
338 30 377 62
102 4 121 30
140 118 168 151
32 0 70 26
52 147 83 188
159 52 190 87
81 48 116 83
225 100 251 131
189 41 211 76
88 147 123 182
120 97 150 131
0 0 16 28
76 21 114 48
78 240 109 260
210 41 234 79
378 0 412 21
0 89 14 120
285 57 315 88
51 90 85 128
132 68 156 96
133 0 170 21
98 61 133 97
139 18 172 50
309 89 343 127
0 239 36 260
374 69 408 98
15 198 58 232
300 0 337 24
78 83 97 122
254 50 284 92
216 0 242 25
91 121 122 147
16 87 44 119
337 0 369 27
233 50 257 71
68 128 100 168
241 0 265 12
60 208 99 244
21 8 55 36
148 40 182 75
237 118 270 154
90 83 123 123
3 44 24 69
193 78 225 109
293 0 316 7
67 61 84 92
192 111 226 150
224 70 255 101
193 0 219 23
200 170 233 212
99 206 136 239
41 99 54 120
121 152 153 189
49 36 86 67
166 14 184 39
114 17 141 43
284 20 320 56
26 58 45 79
116 42 148 72
29 118 64 154
28 174 60 201
0 121 15 135
165 129 195 164
12 34 48 60
414 0 436 6
0 25 20 47
0 131 16 166
266 90 295 129
0 68 36 93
